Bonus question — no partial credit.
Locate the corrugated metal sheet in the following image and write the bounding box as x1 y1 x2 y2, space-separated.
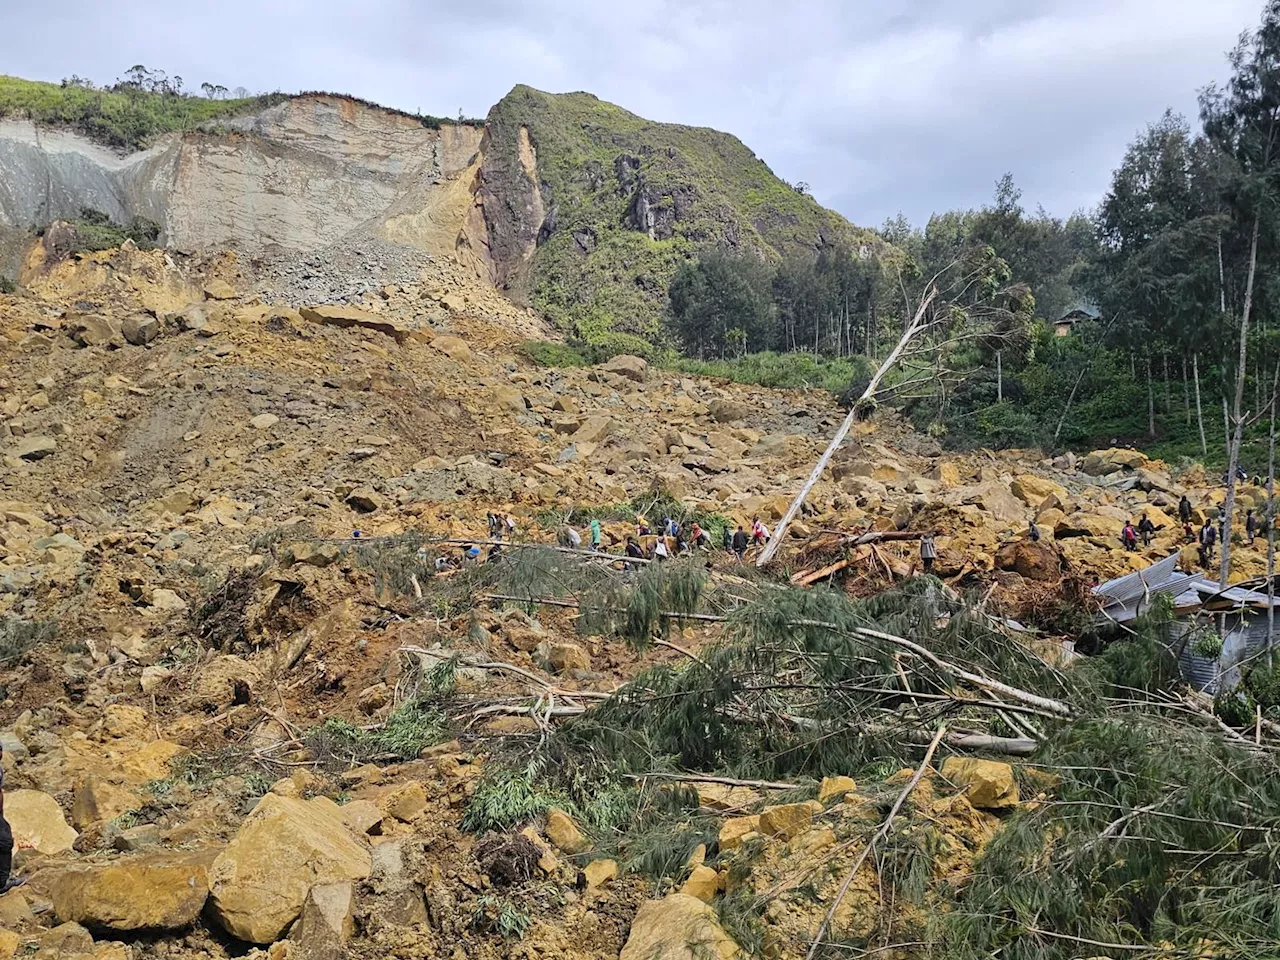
1179 647 1222 693
1093 553 1182 606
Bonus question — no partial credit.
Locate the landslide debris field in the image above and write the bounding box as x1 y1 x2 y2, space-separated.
2 83 1280 960
0 236 1276 960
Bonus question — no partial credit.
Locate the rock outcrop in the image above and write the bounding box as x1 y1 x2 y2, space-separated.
620 894 740 960
207 794 371 943
38 852 212 931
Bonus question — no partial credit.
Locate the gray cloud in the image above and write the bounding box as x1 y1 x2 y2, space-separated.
0 0 1263 225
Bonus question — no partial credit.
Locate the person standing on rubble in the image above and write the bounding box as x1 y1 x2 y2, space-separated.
1179 495 1193 525
1121 521 1138 551
589 518 602 552
732 525 749 561
1199 518 1217 566
0 742 21 891
1247 509 1258 545
919 533 937 573
1138 513 1156 547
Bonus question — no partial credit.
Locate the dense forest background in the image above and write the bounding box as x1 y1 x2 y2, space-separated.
584 1 1280 470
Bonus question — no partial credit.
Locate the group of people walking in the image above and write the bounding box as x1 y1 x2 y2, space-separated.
1117 493 1270 568
602 514 773 565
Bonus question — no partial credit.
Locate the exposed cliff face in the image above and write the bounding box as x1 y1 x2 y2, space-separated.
475 85 876 341
0 82 874 342
0 95 487 272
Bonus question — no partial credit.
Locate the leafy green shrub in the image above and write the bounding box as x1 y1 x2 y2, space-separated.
305 701 445 769
666 350 865 392
462 771 567 833
1244 661 1280 714
0 276 15 295
1214 687 1256 727
1189 629 1224 659
471 895 531 940
0 616 58 662
66 208 162 253
516 340 589 367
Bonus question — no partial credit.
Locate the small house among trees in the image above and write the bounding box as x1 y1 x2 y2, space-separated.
1054 308 1097 337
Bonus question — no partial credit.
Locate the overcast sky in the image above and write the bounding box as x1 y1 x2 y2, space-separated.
1 0 1264 226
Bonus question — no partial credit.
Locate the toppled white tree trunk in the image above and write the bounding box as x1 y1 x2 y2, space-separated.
757 287 938 566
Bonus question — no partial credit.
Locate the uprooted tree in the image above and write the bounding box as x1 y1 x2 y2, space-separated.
759 246 1036 564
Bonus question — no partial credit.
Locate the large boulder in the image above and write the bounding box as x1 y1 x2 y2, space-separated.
708 398 749 423
930 462 963 487
1054 512 1119 541
620 894 739 960
71 776 141 829
66 315 118 347
7 790 77 854
121 314 160 346
545 808 587 854
1009 475 1067 507
758 801 821 841
298 305 426 344
1081 448 1148 477
289 881 354 960
208 794 371 944
574 417 614 444
601 354 648 383
432 335 472 361
38 851 212 931
994 540 1062 581
941 757 1019 809
951 481 1025 523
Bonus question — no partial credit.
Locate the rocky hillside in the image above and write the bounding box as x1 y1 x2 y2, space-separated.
1 77 877 346
478 85 878 341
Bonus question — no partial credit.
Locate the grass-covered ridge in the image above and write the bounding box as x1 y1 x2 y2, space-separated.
0 75 285 151
486 85 879 343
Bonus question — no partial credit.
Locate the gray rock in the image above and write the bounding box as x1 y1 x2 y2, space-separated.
121 314 160 346
12 436 55 460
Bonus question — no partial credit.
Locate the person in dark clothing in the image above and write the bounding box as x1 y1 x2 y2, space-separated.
1247 509 1258 545
1028 520 1041 542
1179 495 1192 524
722 526 733 552
624 536 645 570
0 743 20 890
1138 513 1156 546
1199 519 1218 566
731 525 749 561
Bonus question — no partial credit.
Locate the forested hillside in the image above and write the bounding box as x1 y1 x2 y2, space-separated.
607 1 1280 469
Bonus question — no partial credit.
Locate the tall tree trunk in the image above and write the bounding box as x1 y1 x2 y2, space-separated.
1194 353 1208 457
1162 353 1171 414
1147 359 1156 438
1220 216 1262 588
1054 366 1087 445
996 350 1003 404
1182 355 1192 425
1219 232 1228 315
1268 369 1277 664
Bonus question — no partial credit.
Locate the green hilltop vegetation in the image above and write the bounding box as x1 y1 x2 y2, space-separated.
0 70 478 153
485 85 882 349
0 72 285 152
